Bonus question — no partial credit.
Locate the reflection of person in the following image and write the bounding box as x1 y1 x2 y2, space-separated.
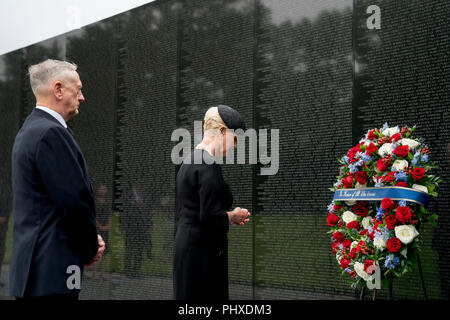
173 105 251 300
433 141 450 299
10 59 105 300
93 183 111 280
161 193 175 259
120 183 152 277
0 174 12 288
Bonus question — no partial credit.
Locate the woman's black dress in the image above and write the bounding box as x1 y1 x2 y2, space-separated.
173 149 233 300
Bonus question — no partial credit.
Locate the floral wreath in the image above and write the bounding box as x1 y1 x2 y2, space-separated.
327 124 441 289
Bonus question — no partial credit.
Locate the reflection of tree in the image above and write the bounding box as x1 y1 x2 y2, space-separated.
254 1 354 297
65 20 117 209
19 38 66 122
0 50 21 202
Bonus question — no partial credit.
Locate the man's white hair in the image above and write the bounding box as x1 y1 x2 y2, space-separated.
28 59 78 96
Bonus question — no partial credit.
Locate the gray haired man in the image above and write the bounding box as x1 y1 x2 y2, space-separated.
10 59 105 300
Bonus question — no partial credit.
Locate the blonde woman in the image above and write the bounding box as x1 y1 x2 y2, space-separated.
173 105 250 300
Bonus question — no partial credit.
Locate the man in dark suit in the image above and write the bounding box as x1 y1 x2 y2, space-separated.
10 59 105 300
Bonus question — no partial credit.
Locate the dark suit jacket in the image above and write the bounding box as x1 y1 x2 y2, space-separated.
10 108 98 298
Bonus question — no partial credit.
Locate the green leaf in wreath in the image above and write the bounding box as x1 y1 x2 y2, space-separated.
400 247 408 259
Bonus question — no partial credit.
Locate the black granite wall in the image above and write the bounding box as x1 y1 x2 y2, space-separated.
0 0 448 299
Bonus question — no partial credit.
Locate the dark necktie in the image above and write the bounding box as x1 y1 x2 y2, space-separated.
67 126 74 136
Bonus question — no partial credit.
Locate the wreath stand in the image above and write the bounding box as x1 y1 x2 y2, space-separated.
359 253 428 300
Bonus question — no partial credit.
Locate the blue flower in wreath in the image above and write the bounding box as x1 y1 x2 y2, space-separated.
398 200 407 207
395 171 408 182
384 254 401 269
348 163 358 173
362 154 372 163
411 151 421 165
375 180 383 188
376 206 384 220
421 154 429 162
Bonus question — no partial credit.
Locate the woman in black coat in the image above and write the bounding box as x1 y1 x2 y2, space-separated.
173 105 250 300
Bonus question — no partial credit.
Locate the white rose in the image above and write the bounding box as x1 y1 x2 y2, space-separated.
345 200 357 206
362 216 372 229
412 184 428 194
342 211 357 224
382 127 400 137
401 138 420 150
351 241 359 249
378 143 393 157
354 262 371 281
355 182 367 189
395 225 419 244
393 159 409 171
336 252 343 263
373 237 386 251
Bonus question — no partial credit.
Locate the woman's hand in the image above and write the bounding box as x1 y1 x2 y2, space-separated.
227 207 251 226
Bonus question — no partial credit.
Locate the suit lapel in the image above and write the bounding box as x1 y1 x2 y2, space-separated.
31 108 95 197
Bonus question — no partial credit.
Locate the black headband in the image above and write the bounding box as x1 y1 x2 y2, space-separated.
217 105 246 132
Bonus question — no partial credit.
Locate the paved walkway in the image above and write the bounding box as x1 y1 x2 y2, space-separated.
0 264 353 300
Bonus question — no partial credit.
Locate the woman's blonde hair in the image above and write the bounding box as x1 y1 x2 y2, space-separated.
203 107 227 132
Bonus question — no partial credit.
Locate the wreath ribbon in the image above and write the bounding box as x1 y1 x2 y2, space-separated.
333 187 429 206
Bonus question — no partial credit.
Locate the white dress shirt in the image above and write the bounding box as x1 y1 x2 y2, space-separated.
35 106 67 128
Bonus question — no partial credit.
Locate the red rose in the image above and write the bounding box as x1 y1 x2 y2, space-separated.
395 181 409 187
355 171 367 185
389 133 402 143
385 214 399 230
381 197 396 211
340 258 351 270
411 167 425 181
347 146 361 161
366 143 379 156
395 205 412 223
347 221 360 230
332 241 340 254
349 248 357 259
342 239 352 249
364 260 374 274
359 229 368 236
333 231 345 242
353 201 368 217
333 204 343 212
377 158 389 172
387 237 402 253
382 172 396 184
393 145 410 158
327 213 339 226
368 130 377 140
357 241 367 253
342 176 353 188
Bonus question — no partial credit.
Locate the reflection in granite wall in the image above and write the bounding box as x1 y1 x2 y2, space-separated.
0 51 21 297
354 0 450 299
0 0 449 300
65 20 118 300
254 0 354 299
178 0 255 299
113 1 178 299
